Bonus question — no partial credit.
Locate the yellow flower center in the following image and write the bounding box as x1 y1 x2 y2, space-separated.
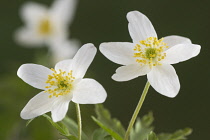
38 18 52 35
133 37 168 68
45 68 75 98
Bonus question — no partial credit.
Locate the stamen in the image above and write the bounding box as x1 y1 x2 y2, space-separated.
133 37 168 68
45 69 75 98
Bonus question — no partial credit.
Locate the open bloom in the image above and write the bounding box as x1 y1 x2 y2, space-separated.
100 11 201 98
18 44 107 122
15 0 77 47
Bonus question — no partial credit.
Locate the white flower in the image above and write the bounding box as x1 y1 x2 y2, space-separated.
17 43 107 122
99 11 201 98
14 0 77 47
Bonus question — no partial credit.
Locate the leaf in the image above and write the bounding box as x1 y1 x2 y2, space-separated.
104 135 113 140
43 114 67 135
65 135 78 140
94 104 125 137
62 116 78 137
141 112 154 127
62 116 89 140
58 135 78 140
158 128 192 140
92 116 123 140
59 122 71 136
26 118 35 127
42 114 77 140
147 132 159 140
130 112 154 140
92 128 112 140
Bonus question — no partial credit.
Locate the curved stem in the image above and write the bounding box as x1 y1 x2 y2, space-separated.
75 103 82 140
124 81 150 140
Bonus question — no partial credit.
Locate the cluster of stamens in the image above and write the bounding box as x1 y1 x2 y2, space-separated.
133 37 169 68
38 18 52 35
45 68 75 98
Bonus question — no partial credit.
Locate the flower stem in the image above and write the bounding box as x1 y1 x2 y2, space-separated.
124 81 150 140
75 103 82 140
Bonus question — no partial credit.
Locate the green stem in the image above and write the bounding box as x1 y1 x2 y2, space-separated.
124 81 150 140
75 103 82 140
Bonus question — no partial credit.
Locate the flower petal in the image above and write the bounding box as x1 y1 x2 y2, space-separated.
99 42 136 65
127 11 157 43
55 59 73 72
147 65 180 98
71 43 96 79
112 64 151 81
50 0 78 25
51 100 70 122
14 27 44 47
163 35 192 49
72 79 107 104
21 91 56 119
20 2 47 24
162 44 201 64
17 64 52 90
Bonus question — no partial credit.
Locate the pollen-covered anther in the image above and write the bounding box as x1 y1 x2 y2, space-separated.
133 37 168 68
44 68 75 98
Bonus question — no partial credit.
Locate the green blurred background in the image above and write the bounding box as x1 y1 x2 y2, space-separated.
0 0 209 139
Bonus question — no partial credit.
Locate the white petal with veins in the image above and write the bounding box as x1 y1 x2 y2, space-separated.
127 11 157 43
71 43 97 79
100 42 136 65
147 65 180 98
112 64 151 81
21 91 56 119
55 59 72 72
163 35 192 50
51 100 70 122
17 64 52 90
162 44 201 64
72 79 107 104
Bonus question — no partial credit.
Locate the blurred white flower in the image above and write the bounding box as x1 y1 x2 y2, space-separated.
17 44 107 122
100 11 201 98
14 0 77 47
49 39 80 64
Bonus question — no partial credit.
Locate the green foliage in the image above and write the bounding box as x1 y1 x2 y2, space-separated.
92 116 123 140
62 116 89 140
147 132 159 140
95 104 126 137
25 106 192 140
25 114 90 140
129 112 192 140
92 128 113 140
130 112 154 140
62 116 78 137
42 114 77 140
158 128 192 140
92 104 126 140
92 105 192 140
